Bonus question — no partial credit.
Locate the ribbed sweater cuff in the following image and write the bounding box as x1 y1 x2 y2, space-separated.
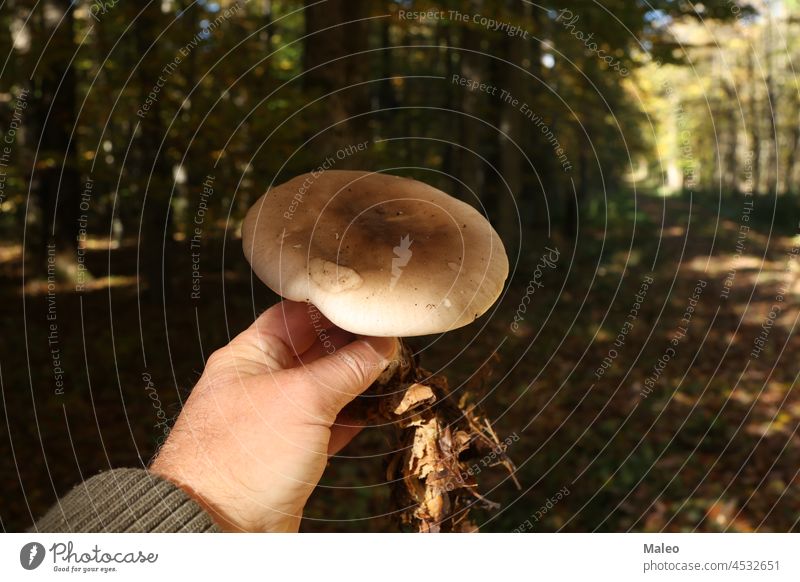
29 468 221 533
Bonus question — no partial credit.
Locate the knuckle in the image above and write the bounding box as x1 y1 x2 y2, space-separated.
205 350 222 369
336 352 370 387
205 346 229 369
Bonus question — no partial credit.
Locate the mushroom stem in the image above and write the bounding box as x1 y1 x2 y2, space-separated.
345 339 517 533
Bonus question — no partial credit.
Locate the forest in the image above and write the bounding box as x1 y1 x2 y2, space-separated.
1 0 799 533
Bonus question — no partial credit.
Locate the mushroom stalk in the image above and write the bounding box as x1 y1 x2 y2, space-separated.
346 339 518 533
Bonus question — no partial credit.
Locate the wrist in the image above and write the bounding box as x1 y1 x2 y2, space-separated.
149 459 305 533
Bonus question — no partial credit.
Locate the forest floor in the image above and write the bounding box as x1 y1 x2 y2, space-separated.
2 192 799 532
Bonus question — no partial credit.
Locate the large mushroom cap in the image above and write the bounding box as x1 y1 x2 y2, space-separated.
242 170 508 337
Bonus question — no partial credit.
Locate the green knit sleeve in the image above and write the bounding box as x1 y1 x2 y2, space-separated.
29 468 221 533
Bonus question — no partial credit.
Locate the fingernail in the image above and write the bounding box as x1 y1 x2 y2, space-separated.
361 336 399 360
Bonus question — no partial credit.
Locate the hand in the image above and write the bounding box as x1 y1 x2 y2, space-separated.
150 300 398 532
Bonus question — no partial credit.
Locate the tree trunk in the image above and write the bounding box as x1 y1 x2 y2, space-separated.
261 0 273 53
440 19 456 191
765 72 778 195
764 10 778 195
303 0 370 161
747 51 761 194
454 3 485 204
32 0 81 276
377 15 397 112
135 3 174 302
495 2 525 251
523 7 549 228
723 80 738 194
783 118 800 194
564 141 589 238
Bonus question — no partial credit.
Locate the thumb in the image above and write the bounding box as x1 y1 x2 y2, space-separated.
295 336 399 422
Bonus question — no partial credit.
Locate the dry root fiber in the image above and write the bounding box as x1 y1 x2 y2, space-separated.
347 340 518 533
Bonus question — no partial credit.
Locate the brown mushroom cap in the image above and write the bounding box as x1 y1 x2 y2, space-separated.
242 170 508 337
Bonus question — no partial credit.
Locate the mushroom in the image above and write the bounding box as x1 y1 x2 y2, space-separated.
242 170 508 337
242 170 513 532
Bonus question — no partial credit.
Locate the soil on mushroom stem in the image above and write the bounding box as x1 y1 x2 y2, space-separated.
344 339 519 533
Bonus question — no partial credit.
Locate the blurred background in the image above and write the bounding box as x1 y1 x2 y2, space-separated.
1 0 799 532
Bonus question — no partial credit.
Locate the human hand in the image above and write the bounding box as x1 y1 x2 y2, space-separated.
150 300 398 532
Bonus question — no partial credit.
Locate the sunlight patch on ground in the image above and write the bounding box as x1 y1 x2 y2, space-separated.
0 244 22 263
736 269 794 287
735 299 800 329
82 236 127 250
748 411 796 438
661 225 685 237
684 254 779 275
741 381 799 438
22 275 137 295
1 240 135 265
